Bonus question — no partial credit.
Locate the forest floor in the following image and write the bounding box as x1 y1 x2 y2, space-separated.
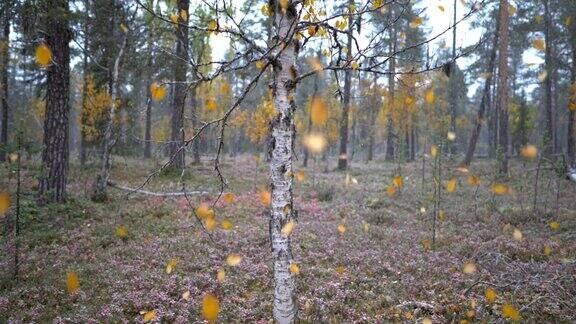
1 154 575 323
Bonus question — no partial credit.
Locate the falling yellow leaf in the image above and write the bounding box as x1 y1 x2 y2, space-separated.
538 70 548 82
196 204 215 219
393 175 403 188
166 258 179 274
281 219 296 236
437 210 445 221
437 5 445 12
208 19 218 32
485 287 497 304
463 262 476 274
115 225 127 238
255 59 266 70
259 189 271 206
430 145 439 157
420 206 426 213
535 15 543 24
363 221 370 232
351 61 359 70
303 133 327 154
409 16 422 28
0 192 11 216
566 16 573 27
290 262 300 275
512 228 523 241
337 223 346 234
143 310 156 322
180 9 188 21
447 131 456 141
387 185 396 197
421 239 432 250
311 96 328 125
261 4 271 16
170 13 178 23
226 253 242 266
425 89 435 104
223 193 235 203
446 179 457 193
295 170 307 182
35 44 52 67
501 303 520 321
66 271 80 295
120 23 129 33
467 175 481 186
202 293 220 322
422 317 433 324
205 217 217 230
543 245 552 256
221 219 233 230
490 183 509 195
182 290 191 301
520 144 538 159
507 4 517 16
532 38 546 52
205 98 217 111
549 221 560 230
308 57 323 72
217 267 226 282
150 82 166 101
335 265 346 274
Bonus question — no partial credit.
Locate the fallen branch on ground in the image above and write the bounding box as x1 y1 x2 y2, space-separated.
107 181 210 196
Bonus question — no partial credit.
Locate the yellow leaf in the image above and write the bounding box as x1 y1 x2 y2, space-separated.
308 25 317 37
422 317 433 324
217 267 226 282
409 16 422 28
335 265 346 274
538 70 548 82
387 185 396 197
549 221 560 230
182 290 191 301
120 23 129 33
351 61 359 70
535 15 542 24
363 221 370 232
35 44 53 67
255 59 266 70
512 229 523 241
115 225 127 238
290 262 300 275
166 258 179 274
532 38 546 52
425 89 435 105
566 16 573 27
437 210 445 221
303 133 327 154
279 0 289 11
447 131 456 141
180 9 188 21
221 219 233 230
205 217 217 230
261 4 271 16
446 179 457 193
196 203 215 219
259 189 271 206
485 287 497 304
393 175 403 188
467 175 481 186
208 19 218 32
0 192 11 216
308 57 323 72
150 82 167 102
520 144 538 159
501 303 520 321
337 223 346 234
143 310 156 322
507 4 517 16
462 262 476 274
170 13 178 24
223 193 235 203
205 98 217 111
430 145 439 157
438 5 445 12
202 293 220 322
226 253 242 266
296 170 307 182
311 96 328 126
281 219 296 236
543 245 552 256
490 183 509 195
66 271 80 295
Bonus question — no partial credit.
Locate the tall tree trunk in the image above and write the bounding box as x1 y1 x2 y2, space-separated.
567 28 576 167
448 0 457 155
143 32 154 158
337 0 354 170
169 0 189 170
543 0 554 156
39 0 71 204
496 0 509 175
0 3 9 163
385 20 397 162
367 71 378 162
92 35 126 201
190 84 201 164
462 17 499 166
269 3 298 322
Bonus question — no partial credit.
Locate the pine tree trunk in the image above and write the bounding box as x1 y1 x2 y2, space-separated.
337 0 353 170
385 21 397 162
269 3 298 322
367 72 378 162
0 3 9 163
190 84 201 164
567 28 576 167
462 18 499 166
543 0 554 156
169 0 189 170
39 0 71 204
496 0 509 175
448 0 458 155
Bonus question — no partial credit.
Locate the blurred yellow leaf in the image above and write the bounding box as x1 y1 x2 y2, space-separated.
303 133 327 154
202 293 220 322
208 19 218 32
150 82 166 102
507 4 517 16
538 70 548 82
223 193 235 203
437 5 445 12
180 9 188 21
447 131 456 141
446 179 457 193
337 223 346 234
467 175 481 186
512 229 523 241
259 189 271 206
431 145 438 157
549 221 560 230
205 217 217 230
387 185 396 197
543 245 552 256
120 23 129 33
206 98 217 111
425 89 435 104
296 170 307 182
0 192 11 216
255 60 266 70
311 96 328 126
143 310 156 322
290 262 300 275
532 38 546 52
463 262 476 274
170 13 178 23
66 271 80 295
351 61 359 70
226 253 242 266
363 221 370 232
196 204 215 219
335 265 346 274
520 144 538 159
166 258 179 274
217 267 226 282
393 175 403 188
115 225 127 238
35 44 52 67
409 17 422 28
221 219 233 230
281 219 296 236
182 290 191 301
485 287 497 304
490 183 509 195
502 303 520 321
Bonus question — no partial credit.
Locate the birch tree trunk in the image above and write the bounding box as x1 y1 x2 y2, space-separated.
269 1 298 322
169 0 189 171
39 0 71 204
496 0 509 175
462 16 499 166
93 35 126 201
337 0 354 170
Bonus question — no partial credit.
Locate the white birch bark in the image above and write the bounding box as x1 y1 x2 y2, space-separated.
270 3 298 323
